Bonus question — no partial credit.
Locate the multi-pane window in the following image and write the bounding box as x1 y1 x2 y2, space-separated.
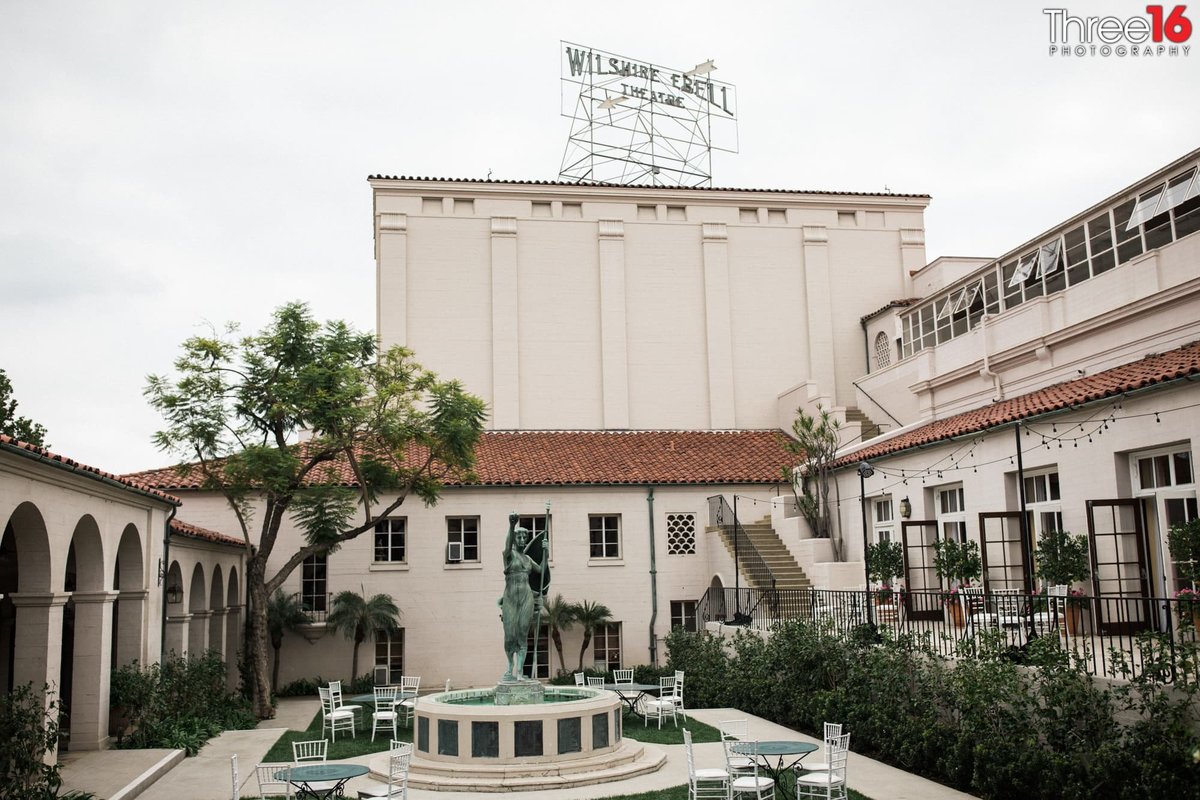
446 517 479 563
1024 471 1063 539
589 515 621 559
592 622 622 670
670 600 698 632
937 486 967 543
522 628 549 679
374 517 406 563
374 628 404 684
1136 450 1194 489
898 160 1200 359
666 513 697 555
301 554 327 616
519 514 551 559
873 498 894 543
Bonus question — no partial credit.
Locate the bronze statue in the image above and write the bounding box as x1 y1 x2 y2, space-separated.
500 512 549 681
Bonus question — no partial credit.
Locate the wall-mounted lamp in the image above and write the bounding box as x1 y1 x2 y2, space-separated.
899 497 912 519
165 581 183 605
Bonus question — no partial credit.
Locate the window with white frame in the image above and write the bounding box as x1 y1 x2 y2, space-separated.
1023 471 1063 539
873 497 895 543
937 485 967 543
589 515 621 559
519 514 551 559
522 628 549 679
593 622 622 670
374 517 406 563
301 553 327 616
446 517 479 563
1135 448 1194 490
1133 445 1197 591
670 600 698 631
375 628 404 684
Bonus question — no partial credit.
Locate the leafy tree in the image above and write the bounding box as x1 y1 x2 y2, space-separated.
0 368 48 446
326 590 401 681
866 540 905 587
932 537 982 587
145 302 486 718
1033 529 1090 587
570 600 613 672
1167 518 1200 587
266 590 312 693
780 405 842 558
539 593 577 676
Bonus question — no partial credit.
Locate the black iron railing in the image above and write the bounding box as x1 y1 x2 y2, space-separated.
694 586 1200 685
707 495 776 591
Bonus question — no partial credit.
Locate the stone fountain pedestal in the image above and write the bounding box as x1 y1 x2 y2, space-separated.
494 677 545 705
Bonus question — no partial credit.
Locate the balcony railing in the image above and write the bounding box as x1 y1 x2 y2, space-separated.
695 586 1200 685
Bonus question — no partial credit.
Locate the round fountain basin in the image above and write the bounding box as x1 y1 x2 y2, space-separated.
412 687 624 764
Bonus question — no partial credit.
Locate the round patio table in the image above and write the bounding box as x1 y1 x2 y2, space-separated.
731 740 819 800
277 763 369 799
600 682 659 715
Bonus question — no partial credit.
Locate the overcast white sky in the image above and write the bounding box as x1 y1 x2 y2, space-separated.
1 0 1197 473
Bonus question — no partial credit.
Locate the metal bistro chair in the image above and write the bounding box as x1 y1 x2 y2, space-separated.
727 740 775 800
254 762 294 799
795 732 850 800
318 686 356 741
683 727 728 800
371 685 400 742
641 675 679 729
357 741 413 800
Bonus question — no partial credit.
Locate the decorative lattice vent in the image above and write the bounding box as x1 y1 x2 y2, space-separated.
666 513 697 555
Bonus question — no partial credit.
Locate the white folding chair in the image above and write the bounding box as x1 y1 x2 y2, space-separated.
573 672 586 686
641 676 678 729
1032 585 1067 632
795 733 850 800
398 675 421 726
357 741 412 800
329 680 364 728
254 762 294 799
292 738 328 763
614 668 634 684
371 685 399 742
993 587 1025 627
673 669 687 719
318 686 356 741
587 676 606 687
683 727 728 800
798 722 843 773
727 740 775 799
719 719 756 777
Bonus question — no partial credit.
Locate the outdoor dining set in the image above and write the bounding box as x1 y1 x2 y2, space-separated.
253 678 421 799
577 668 687 728
686 718 852 800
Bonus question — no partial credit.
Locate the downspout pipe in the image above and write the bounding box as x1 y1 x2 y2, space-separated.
160 505 178 661
979 313 1004 402
646 486 659 666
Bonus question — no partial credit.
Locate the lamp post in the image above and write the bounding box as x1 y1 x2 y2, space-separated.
858 461 876 628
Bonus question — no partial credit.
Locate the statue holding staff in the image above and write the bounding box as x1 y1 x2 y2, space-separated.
500 511 549 681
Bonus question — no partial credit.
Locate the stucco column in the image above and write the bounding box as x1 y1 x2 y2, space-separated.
9 592 69 692
701 222 736 428
114 590 148 667
490 216 520 428
225 604 242 689
164 613 191 658
69 590 119 751
376 212 408 348
597 219 630 428
208 607 227 662
189 609 212 654
802 225 838 399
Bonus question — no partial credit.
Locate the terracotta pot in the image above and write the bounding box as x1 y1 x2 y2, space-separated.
947 601 965 628
1064 605 1083 635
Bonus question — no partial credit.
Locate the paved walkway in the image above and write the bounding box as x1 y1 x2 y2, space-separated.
61 697 979 799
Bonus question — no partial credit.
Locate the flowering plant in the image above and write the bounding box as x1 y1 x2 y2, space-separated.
940 586 964 607
1174 587 1200 618
874 584 904 603
1065 588 1091 608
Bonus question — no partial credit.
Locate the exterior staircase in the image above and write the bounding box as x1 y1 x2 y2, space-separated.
843 406 882 441
710 515 811 590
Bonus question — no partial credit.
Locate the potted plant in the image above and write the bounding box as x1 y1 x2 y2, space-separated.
1174 587 1200 635
932 538 981 627
1034 529 1091 634
866 540 905 604
1168 517 1200 589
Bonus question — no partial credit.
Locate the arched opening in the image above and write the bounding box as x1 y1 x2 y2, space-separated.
187 563 207 655
708 574 727 623
225 566 240 689
63 515 106 751
1 502 54 696
209 565 225 661
112 524 145 669
164 561 186 657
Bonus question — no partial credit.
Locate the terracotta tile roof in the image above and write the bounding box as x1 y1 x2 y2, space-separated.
0 433 181 505
368 175 930 200
125 430 793 489
170 519 245 549
837 340 1200 467
860 298 921 323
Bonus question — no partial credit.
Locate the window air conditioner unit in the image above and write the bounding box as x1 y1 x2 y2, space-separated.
374 665 390 686
447 541 463 562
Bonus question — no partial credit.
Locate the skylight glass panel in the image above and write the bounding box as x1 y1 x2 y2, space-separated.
1125 183 1165 231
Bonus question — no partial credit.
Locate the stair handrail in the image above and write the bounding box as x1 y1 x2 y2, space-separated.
707 494 777 593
